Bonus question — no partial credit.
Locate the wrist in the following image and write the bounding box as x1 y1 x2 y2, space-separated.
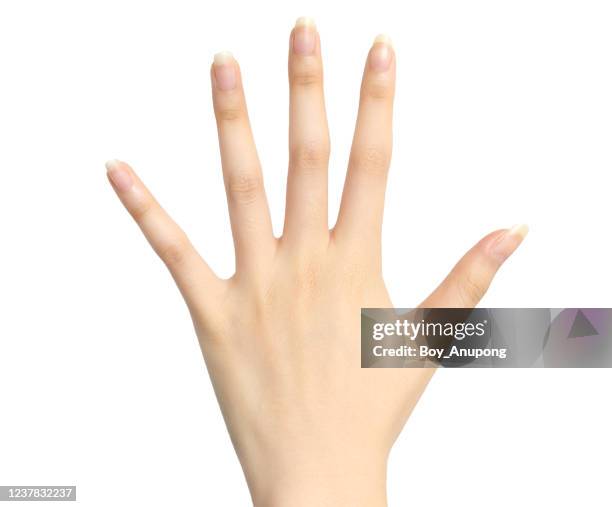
247 453 388 507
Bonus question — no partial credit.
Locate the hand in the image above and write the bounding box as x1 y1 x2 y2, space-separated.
107 18 527 507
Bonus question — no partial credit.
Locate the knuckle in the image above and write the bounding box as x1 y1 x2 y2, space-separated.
342 261 368 292
456 272 488 307
282 253 325 296
350 145 390 175
130 199 153 222
217 106 244 122
290 63 323 87
158 236 190 268
362 79 393 100
290 140 330 171
295 258 322 293
197 291 237 344
227 172 263 205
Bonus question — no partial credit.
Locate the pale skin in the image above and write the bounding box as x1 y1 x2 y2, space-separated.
107 18 527 507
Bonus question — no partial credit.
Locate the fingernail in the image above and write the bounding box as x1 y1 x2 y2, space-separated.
213 51 237 91
370 34 393 72
489 224 529 262
293 17 316 56
106 159 133 192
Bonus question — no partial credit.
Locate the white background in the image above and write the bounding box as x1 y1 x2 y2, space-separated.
1 0 611 505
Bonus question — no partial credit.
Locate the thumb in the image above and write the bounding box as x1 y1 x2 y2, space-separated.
421 225 529 308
